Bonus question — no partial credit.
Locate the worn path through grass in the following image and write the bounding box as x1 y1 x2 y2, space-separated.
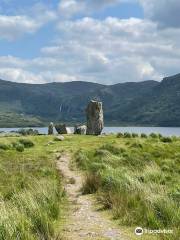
56 153 130 240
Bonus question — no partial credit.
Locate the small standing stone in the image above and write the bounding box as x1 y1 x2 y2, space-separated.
74 125 87 135
48 122 54 135
55 124 68 134
86 100 104 135
66 127 72 134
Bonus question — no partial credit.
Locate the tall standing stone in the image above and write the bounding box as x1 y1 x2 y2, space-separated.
86 100 104 135
48 122 54 135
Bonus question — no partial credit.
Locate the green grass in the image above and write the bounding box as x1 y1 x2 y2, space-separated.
0 133 179 240
0 135 64 240
72 134 180 240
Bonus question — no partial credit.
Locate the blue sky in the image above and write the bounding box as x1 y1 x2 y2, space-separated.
0 1 143 58
92 2 143 20
0 0 180 84
0 23 55 58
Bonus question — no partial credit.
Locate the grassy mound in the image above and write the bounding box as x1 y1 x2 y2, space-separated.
74 137 180 239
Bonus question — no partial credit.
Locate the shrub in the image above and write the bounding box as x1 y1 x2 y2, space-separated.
18 128 39 136
132 133 139 138
161 137 173 143
123 132 132 138
141 133 147 138
117 132 123 138
0 143 10 150
19 139 35 148
150 133 159 138
130 142 143 148
15 144 24 152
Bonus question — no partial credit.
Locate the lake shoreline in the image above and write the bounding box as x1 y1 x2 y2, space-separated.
1 126 180 136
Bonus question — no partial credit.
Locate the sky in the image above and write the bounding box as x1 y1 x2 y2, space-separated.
0 0 180 84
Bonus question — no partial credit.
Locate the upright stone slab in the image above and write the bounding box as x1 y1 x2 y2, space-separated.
55 124 68 134
66 127 72 134
48 122 54 135
74 125 87 135
86 100 104 135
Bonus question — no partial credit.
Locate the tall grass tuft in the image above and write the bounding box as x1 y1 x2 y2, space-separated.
0 179 62 240
19 139 35 148
75 141 180 240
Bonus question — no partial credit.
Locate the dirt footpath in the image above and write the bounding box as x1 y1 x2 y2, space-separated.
56 154 130 240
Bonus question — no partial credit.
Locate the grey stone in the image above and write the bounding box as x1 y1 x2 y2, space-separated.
47 141 55 145
55 124 68 134
86 100 104 135
66 127 72 134
48 122 54 135
54 135 65 141
74 125 87 135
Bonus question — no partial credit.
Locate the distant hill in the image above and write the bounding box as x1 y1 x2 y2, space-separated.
0 73 180 127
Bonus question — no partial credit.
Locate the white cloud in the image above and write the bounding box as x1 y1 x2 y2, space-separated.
0 3 57 41
58 0 134 18
0 15 41 40
0 66 77 84
41 17 180 83
29 2 57 24
0 68 44 83
58 0 180 29
1 16 180 85
0 55 27 68
58 0 86 18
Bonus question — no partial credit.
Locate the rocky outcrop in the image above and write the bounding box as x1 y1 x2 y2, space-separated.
74 125 87 135
48 122 54 135
86 100 104 135
55 124 68 134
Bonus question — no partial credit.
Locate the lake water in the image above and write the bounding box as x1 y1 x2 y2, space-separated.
1 126 180 136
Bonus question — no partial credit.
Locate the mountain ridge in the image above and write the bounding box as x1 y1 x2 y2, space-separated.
0 74 180 127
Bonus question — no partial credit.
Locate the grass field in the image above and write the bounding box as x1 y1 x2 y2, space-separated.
0 136 65 240
72 134 180 240
0 133 179 239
